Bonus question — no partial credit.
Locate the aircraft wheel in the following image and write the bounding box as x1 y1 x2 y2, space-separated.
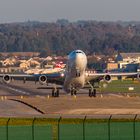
74 90 77 95
89 89 92 97
92 89 96 97
71 90 74 96
56 89 59 97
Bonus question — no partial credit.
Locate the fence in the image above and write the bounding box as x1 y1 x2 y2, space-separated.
0 115 140 140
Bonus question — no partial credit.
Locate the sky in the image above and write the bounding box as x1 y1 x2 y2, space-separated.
0 0 140 23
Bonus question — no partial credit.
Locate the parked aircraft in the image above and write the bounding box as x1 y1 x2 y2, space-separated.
1 50 139 97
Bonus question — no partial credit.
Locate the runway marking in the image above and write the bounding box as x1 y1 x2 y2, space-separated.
7 87 30 95
0 81 32 95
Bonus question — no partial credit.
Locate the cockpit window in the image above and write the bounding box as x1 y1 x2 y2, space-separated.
69 50 85 57
76 51 83 54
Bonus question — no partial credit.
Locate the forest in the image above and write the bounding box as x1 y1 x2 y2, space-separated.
0 20 140 56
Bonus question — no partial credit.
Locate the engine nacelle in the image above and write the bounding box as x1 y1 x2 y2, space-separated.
39 75 47 85
104 74 112 83
137 73 140 80
3 75 11 84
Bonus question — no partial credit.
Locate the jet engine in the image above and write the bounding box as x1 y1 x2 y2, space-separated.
104 75 112 83
3 75 11 84
39 75 47 85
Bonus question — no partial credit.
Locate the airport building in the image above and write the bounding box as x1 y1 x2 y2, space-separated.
115 53 140 72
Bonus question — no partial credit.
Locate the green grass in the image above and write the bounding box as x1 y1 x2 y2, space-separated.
98 80 140 93
0 118 140 140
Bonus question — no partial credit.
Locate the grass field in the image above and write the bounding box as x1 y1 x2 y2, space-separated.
98 80 140 94
0 117 139 140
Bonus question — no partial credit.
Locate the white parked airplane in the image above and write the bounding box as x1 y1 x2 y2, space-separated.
1 50 139 97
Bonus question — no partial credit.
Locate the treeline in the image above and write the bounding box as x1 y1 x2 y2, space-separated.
0 20 140 56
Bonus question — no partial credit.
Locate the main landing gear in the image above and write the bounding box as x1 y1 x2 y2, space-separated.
88 82 97 97
89 88 96 97
52 88 59 97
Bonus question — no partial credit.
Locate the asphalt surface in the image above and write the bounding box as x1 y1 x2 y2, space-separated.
0 80 140 117
0 80 66 96
0 99 41 117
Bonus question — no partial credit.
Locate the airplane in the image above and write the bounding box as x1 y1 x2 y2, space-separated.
0 50 140 97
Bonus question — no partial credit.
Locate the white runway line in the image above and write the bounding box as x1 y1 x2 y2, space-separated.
6 86 30 95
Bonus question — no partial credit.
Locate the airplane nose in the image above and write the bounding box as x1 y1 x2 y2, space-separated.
74 53 86 67
75 53 84 61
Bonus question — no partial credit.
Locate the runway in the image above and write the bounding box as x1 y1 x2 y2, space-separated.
0 99 41 117
0 80 140 117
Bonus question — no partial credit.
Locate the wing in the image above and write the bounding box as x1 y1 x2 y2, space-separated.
0 73 34 82
0 71 65 85
86 72 139 83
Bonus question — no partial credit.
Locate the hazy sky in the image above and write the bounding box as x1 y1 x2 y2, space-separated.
0 0 140 23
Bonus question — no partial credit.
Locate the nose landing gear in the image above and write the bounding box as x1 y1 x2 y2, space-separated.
70 87 77 96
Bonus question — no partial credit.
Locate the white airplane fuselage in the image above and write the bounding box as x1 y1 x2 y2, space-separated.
64 50 87 92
